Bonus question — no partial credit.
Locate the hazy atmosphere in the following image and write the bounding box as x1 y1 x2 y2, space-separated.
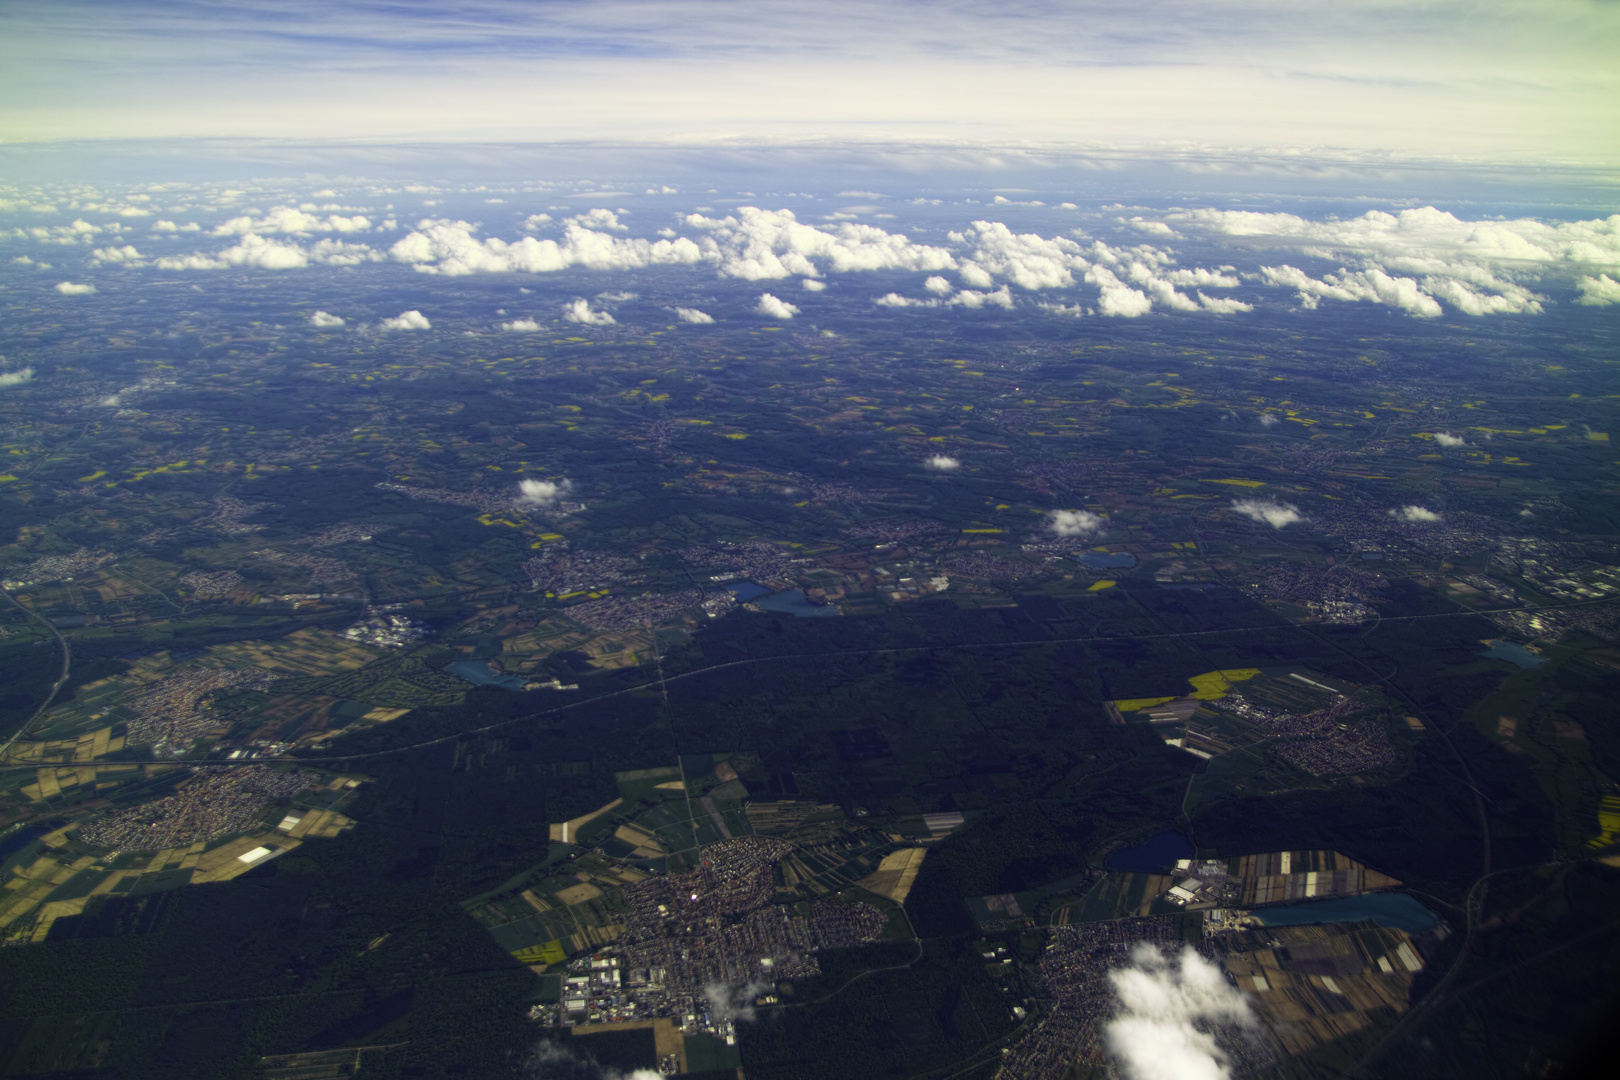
1 4 1617 1080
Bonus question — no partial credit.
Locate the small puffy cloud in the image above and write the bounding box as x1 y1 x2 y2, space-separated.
801 278 827 291
1433 432 1467 447
1390 505 1441 523
568 208 627 231
1197 292 1253 314
90 244 143 265
0 367 35 389
596 290 638 302
673 307 714 324
1232 498 1303 528
1258 413 1280 427
924 275 953 295
1577 273 1620 306
55 281 96 295
924 455 960 471
10 255 33 265
1126 217 1176 237
523 213 552 230
308 310 345 328
754 292 799 319
516 478 573 507
379 309 431 331
950 285 1014 310
1104 944 1253 1080
875 292 935 308
1051 509 1101 537
501 317 541 331
563 299 615 325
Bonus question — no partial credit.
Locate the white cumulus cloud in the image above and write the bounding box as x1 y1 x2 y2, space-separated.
754 292 799 319
516 478 573 507
801 278 827 291
673 307 714 324
1391 505 1441 523
501 317 541 331
308 310 345 328
563 299 615 325
380 309 431 331
55 281 96 295
567 208 627 231
1176 206 1617 317
90 244 143 266
924 275 953 295
391 218 707 276
1051 509 1102 537
1432 432 1467 447
154 234 380 270
1104 944 1254 1080
689 207 955 281
213 206 371 236
0 367 35 389
1086 266 1153 317
1231 498 1303 528
1577 274 1620 306
924 455 960 471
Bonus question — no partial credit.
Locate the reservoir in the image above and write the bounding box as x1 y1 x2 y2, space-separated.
1106 830 1194 872
1080 551 1137 570
726 581 771 602
1254 892 1440 934
1480 640 1545 669
449 660 529 691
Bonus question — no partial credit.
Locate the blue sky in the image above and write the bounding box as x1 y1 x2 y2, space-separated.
2 1 1616 166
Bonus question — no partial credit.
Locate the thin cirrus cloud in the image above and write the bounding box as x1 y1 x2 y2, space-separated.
1 2 1614 163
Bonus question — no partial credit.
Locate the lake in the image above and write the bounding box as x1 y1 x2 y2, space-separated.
726 581 771 602
1254 891 1440 934
1080 551 1137 570
1481 640 1545 669
1106 830 1194 872
449 660 529 691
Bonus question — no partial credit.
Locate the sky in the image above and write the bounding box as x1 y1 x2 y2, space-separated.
2 0 1617 168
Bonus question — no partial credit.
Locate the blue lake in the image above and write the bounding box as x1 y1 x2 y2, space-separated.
1080 551 1137 570
1255 892 1440 934
1106 830 1194 872
449 660 529 691
726 581 771 602
755 589 839 618
1481 640 1545 669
